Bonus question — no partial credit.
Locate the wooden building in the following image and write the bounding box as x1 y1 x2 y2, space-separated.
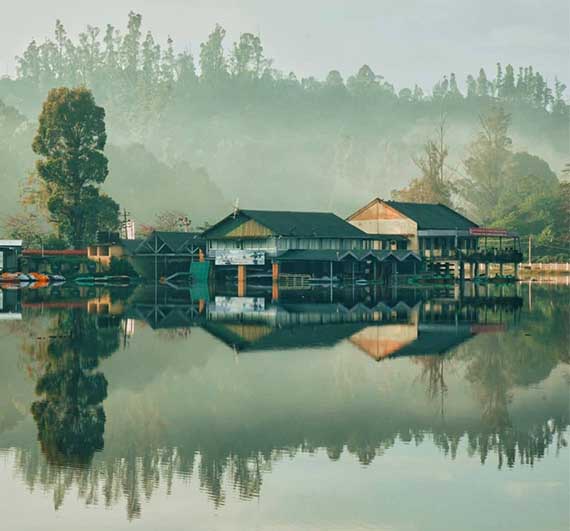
203 209 421 287
348 198 522 276
87 232 129 269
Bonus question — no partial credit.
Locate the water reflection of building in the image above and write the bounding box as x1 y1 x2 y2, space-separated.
4 284 567 520
126 285 523 361
0 288 21 320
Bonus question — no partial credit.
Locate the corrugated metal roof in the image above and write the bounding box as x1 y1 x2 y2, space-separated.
386 201 478 230
137 231 206 254
204 210 372 239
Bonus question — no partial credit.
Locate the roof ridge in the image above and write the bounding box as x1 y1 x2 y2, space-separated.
242 208 337 215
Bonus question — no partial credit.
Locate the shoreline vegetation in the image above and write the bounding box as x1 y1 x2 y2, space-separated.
0 12 568 262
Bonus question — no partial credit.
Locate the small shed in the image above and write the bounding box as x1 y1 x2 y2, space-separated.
0 240 23 272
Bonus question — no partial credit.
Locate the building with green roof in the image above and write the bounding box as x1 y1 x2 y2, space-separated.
348 198 522 275
202 208 420 284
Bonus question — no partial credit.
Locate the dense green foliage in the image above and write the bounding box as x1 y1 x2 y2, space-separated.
0 13 568 256
30 87 119 248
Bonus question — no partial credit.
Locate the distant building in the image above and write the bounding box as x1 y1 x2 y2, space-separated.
0 240 23 273
203 209 420 284
129 231 206 279
347 198 478 255
203 209 393 256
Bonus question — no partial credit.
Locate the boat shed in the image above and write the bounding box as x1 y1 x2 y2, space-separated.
130 231 207 280
203 209 418 287
203 209 404 256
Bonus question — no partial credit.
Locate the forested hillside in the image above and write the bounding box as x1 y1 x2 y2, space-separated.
0 13 568 231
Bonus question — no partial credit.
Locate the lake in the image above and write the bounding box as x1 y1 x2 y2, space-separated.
0 282 568 531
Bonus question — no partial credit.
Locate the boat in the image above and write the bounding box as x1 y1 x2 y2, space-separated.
74 275 131 286
407 273 455 286
0 272 65 285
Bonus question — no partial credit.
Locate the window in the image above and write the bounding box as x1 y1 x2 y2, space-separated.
99 246 109 256
89 246 98 256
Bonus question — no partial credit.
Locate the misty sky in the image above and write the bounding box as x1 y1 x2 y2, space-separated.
1 0 569 90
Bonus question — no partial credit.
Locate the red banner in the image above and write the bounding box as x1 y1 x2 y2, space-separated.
469 227 509 237
23 249 87 256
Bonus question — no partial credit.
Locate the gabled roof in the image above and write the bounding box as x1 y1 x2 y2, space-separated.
136 231 206 254
155 231 204 252
204 209 372 239
0 240 23 247
385 201 477 230
275 249 422 263
121 239 144 254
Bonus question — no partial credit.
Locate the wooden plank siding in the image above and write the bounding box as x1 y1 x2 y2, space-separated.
347 199 418 250
226 219 275 238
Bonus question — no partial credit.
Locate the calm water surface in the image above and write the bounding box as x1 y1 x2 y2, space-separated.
0 283 568 531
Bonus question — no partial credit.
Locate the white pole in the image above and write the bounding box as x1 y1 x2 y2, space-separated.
528 235 531 267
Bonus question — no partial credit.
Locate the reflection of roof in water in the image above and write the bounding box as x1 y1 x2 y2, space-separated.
125 291 520 357
203 319 477 359
382 324 475 359
203 321 367 352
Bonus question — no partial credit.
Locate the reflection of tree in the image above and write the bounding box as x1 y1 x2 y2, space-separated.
30 309 121 466
8 286 569 516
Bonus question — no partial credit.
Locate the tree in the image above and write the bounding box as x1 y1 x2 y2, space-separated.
492 182 569 260
493 151 559 219
200 24 228 85
32 87 119 248
325 70 344 88
448 73 462 100
476 68 490 97
461 105 513 222
176 50 197 87
347 64 379 95
121 11 142 76
230 33 269 80
393 117 455 206
140 209 192 236
2 211 48 247
552 78 568 116
466 75 477 99
500 64 516 100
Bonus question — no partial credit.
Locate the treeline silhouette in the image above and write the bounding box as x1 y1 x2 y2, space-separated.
1 13 568 226
10 14 567 116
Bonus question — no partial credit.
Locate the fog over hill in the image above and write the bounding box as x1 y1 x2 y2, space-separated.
0 9 568 229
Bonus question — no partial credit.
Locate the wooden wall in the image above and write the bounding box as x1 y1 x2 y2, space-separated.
348 200 418 250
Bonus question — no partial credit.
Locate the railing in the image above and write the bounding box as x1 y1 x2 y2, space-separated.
422 249 523 263
521 263 570 271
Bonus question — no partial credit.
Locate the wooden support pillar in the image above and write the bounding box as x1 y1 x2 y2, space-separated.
237 265 246 297
272 262 279 302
